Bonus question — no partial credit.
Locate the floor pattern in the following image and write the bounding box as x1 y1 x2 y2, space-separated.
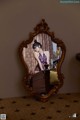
0 93 80 120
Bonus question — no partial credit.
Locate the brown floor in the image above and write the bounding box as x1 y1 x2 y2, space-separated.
0 93 80 120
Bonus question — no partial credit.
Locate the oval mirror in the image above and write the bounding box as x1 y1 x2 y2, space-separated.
19 19 66 102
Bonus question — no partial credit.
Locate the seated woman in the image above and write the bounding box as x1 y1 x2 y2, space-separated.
32 40 59 83
32 40 59 95
32 40 50 73
32 40 50 94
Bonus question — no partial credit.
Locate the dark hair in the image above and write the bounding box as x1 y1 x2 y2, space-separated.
32 40 42 49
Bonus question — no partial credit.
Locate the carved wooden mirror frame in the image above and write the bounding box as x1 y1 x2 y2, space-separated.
18 19 66 102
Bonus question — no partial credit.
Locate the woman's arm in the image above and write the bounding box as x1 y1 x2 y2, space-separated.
33 52 44 71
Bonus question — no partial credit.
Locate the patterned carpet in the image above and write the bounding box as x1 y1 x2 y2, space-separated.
0 93 80 120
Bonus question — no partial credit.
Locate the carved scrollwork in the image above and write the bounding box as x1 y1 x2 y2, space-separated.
34 19 49 33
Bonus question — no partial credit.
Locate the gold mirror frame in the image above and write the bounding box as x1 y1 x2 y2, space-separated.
18 19 66 102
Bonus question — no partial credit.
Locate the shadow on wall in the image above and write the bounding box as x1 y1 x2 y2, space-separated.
68 55 80 92
15 47 28 95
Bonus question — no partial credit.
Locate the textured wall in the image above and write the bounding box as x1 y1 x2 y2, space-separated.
0 0 80 98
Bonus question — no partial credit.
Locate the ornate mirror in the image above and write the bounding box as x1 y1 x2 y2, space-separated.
18 19 66 102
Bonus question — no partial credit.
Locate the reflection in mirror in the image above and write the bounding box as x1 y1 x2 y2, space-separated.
22 33 62 97
52 42 62 70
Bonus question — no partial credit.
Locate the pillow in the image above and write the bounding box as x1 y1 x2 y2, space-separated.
50 70 59 84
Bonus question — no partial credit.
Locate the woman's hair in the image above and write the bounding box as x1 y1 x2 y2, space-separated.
32 40 42 49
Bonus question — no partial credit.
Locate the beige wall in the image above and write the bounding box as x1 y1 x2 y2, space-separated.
0 0 80 98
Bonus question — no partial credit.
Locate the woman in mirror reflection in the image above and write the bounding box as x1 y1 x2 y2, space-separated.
32 40 50 73
32 40 59 96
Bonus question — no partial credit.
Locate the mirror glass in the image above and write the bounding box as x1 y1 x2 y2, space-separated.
22 33 62 96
